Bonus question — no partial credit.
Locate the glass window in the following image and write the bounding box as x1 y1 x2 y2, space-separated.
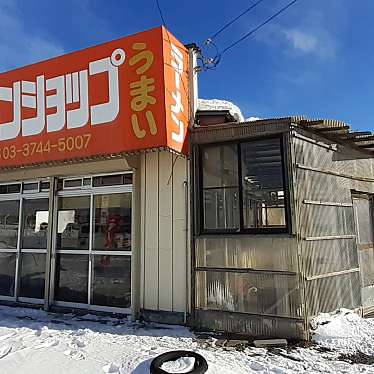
0 252 16 296
64 179 83 188
92 174 132 187
56 196 90 250
93 194 131 251
202 145 239 230
23 182 39 193
0 184 21 194
241 138 286 228
200 137 287 232
54 254 88 303
92 255 131 308
19 253 46 299
21 199 49 249
0 200 20 249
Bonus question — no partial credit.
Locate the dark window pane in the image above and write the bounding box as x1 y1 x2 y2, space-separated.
92 255 131 308
54 254 88 303
204 188 239 229
202 145 238 188
6 184 21 194
83 178 91 186
19 253 45 299
92 174 132 187
241 138 286 228
40 181 50 191
0 253 16 296
64 179 83 188
23 183 39 192
0 200 19 249
56 196 90 250
22 199 49 249
93 194 131 251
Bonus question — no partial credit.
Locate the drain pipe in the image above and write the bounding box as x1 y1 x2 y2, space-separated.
183 180 189 325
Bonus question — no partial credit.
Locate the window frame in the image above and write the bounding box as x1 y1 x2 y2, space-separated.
198 134 291 235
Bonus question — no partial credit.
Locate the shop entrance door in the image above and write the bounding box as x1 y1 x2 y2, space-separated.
51 175 132 313
0 181 49 304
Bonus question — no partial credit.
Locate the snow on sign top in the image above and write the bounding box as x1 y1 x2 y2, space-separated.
0 26 189 168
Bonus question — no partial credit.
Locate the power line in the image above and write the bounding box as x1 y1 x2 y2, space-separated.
155 0 168 28
153 0 195 123
208 0 266 42
221 0 299 55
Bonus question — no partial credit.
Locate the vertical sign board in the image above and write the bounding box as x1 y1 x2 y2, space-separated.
0 26 189 168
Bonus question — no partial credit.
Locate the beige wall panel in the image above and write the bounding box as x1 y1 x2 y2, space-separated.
0 158 131 182
172 155 188 312
144 152 159 310
140 154 146 309
158 151 173 310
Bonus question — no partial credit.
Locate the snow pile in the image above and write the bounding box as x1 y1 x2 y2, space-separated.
246 116 260 122
161 356 195 373
198 99 245 122
0 305 373 373
311 308 374 355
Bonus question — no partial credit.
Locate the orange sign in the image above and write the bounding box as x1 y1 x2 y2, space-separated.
0 26 189 168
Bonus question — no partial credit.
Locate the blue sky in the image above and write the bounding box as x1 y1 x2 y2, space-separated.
0 0 373 131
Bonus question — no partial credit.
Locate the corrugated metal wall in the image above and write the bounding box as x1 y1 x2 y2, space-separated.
292 129 374 317
193 235 303 338
140 150 189 314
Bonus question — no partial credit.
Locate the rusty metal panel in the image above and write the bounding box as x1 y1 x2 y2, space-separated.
193 310 305 340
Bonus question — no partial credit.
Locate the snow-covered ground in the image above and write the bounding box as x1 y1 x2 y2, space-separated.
0 305 373 373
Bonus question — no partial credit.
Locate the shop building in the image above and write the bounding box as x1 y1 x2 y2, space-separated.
1 25 374 340
190 114 374 339
0 27 196 324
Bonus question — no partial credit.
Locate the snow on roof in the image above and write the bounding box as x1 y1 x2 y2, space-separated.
198 99 245 122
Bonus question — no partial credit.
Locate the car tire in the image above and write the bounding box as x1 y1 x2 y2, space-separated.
150 350 208 374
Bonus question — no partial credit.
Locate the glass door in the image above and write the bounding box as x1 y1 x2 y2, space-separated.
18 198 49 302
52 181 132 313
54 195 90 307
0 199 20 300
91 193 132 310
0 182 49 304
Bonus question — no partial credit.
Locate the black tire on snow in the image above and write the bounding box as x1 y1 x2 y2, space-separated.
150 350 208 374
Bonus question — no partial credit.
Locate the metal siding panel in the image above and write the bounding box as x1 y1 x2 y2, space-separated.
172 155 188 312
144 152 159 310
158 151 173 311
292 133 370 317
195 236 298 272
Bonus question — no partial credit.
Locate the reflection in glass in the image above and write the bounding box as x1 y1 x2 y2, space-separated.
0 253 16 296
19 253 45 299
92 255 131 308
56 196 90 250
22 199 49 249
202 145 238 188
54 254 88 303
0 200 19 249
241 138 286 228
93 194 131 251
203 188 239 229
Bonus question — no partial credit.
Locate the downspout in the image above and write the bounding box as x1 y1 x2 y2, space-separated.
183 44 199 325
184 180 189 324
